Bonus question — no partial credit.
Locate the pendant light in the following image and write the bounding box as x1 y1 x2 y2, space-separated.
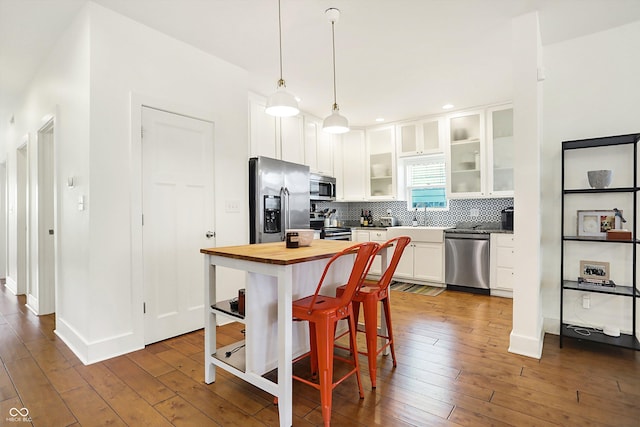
265 0 299 117
322 8 349 134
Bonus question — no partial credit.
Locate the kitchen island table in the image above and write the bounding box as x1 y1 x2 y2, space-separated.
201 240 381 427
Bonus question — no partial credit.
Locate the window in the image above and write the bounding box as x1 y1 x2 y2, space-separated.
405 154 448 209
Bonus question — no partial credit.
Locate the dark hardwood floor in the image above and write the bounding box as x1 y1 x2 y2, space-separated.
1 281 638 426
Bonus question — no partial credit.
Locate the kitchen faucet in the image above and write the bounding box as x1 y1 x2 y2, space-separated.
420 203 427 226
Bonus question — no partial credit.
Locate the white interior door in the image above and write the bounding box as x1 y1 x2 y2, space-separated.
0 162 6 279
142 107 215 344
36 121 55 314
16 144 28 295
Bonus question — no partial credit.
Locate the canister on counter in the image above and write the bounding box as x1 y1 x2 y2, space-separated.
286 231 299 248
238 289 245 316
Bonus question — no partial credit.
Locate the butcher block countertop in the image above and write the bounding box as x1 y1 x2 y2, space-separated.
200 240 356 265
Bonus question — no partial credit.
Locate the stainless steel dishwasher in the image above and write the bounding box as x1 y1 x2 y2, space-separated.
445 231 490 294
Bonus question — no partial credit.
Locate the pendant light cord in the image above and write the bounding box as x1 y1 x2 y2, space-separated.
331 19 338 109
277 0 284 85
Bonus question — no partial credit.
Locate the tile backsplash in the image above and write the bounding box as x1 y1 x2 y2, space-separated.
313 198 514 227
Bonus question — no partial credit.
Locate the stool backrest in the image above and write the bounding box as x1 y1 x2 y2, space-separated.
305 241 380 313
371 236 412 292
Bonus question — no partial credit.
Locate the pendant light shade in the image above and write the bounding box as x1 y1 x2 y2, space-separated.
265 0 299 117
266 80 299 117
323 104 349 134
323 8 349 134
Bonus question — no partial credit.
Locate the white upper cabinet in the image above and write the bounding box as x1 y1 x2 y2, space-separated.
248 93 277 158
316 127 334 176
279 115 304 165
334 129 366 201
397 117 444 157
487 106 514 195
447 110 485 197
248 92 304 164
366 125 396 200
304 116 334 176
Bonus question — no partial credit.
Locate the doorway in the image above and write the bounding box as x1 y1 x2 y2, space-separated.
141 106 215 344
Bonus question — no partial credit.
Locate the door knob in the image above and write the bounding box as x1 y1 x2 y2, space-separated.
206 231 215 238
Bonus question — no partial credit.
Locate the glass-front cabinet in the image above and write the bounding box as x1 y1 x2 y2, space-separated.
487 105 514 195
397 117 443 157
447 105 514 198
447 110 485 197
366 125 396 199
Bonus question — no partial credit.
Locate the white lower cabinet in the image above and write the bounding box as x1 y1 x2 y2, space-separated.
395 242 444 284
490 233 514 297
386 226 446 285
353 229 387 275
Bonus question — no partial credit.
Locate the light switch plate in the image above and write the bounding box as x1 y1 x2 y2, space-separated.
225 200 240 213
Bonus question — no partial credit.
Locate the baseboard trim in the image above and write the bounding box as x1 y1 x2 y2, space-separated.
55 317 143 365
5 277 17 295
26 294 38 315
508 328 544 359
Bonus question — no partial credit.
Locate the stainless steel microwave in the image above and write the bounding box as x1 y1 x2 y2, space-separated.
310 173 336 201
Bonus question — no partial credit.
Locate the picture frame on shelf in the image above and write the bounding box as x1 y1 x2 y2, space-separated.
577 210 622 237
579 260 610 282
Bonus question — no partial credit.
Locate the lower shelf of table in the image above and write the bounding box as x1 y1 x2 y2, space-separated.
212 340 246 372
561 324 640 350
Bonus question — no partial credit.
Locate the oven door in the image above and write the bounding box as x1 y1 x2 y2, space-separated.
323 233 351 241
321 227 351 241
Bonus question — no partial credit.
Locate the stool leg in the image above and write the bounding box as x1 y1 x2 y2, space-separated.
347 312 365 399
351 300 362 354
362 295 379 388
315 320 335 427
382 296 397 367
308 322 318 378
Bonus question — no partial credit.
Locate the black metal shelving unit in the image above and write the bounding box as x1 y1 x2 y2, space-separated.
560 133 640 351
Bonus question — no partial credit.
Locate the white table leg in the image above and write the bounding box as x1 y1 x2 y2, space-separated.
277 266 293 427
204 257 216 383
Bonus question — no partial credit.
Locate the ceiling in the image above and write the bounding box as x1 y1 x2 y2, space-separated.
2 0 640 129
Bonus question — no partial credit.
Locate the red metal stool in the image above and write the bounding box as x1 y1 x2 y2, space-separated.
335 236 411 388
291 241 379 427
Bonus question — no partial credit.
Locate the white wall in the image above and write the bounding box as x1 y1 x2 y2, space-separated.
5 7 91 315
5 3 249 364
541 20 640 338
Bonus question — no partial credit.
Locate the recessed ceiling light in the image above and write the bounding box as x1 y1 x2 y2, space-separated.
442 104 454 110
375 117 385 122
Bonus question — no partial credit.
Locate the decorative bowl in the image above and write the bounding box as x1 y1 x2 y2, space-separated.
587 170 612 189
286 229 314 246
371 164 386 177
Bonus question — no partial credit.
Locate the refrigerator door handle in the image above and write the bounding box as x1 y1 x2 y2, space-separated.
283 187 291 236
279 186 288 241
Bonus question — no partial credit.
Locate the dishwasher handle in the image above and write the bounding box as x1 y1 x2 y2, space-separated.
445 232 490 240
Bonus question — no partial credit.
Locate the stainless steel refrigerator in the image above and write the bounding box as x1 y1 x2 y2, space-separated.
249 156 310 243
